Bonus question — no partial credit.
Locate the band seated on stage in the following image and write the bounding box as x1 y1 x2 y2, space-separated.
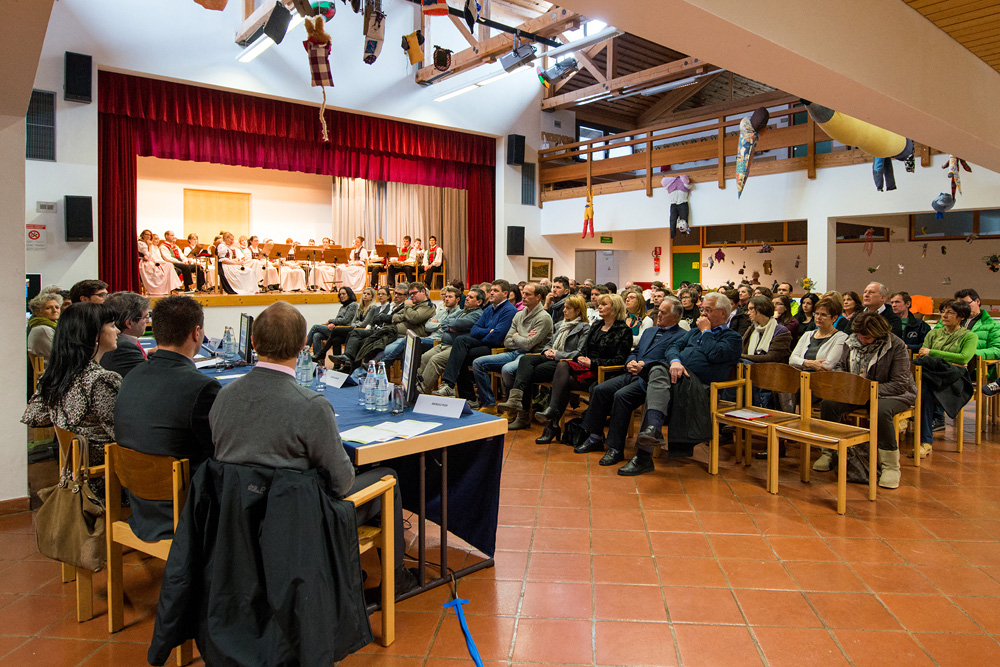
367 236 388 285
216 232 259 295
388 237 420 286
337 236 369 292
138 229 182 296
419 235 444 288
160 230 208 292
209 301 418 595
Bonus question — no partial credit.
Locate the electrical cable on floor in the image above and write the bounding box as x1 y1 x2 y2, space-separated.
442 571 483 667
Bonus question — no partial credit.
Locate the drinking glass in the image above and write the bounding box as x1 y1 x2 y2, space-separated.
391 383 406 415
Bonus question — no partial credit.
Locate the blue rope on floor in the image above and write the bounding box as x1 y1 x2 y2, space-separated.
443 597 483 667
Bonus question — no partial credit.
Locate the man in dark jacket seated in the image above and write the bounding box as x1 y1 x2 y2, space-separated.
576 297 688 466
889 291 931 353
211 301 417 595
862 281 903 340
620 292 742 476
114 295 220 540
100 291 151 378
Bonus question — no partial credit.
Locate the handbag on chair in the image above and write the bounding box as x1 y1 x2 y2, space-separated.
34 434 106 572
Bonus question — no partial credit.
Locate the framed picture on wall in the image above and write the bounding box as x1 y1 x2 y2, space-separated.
528 257 553 282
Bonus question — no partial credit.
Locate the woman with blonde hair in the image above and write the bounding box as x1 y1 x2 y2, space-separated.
533 293 632 443
624 290 653 346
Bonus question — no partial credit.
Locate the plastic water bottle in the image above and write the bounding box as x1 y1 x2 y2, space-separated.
364 361 377 410
375 362 389 412
358 366 367 406
221 327 234 362
294 350 306 385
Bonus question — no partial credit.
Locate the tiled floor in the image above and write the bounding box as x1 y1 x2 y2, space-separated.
4 410 1000 666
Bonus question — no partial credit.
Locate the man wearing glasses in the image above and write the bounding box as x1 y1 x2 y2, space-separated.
619 292 742 476
100 291 152 378
69 279 109 305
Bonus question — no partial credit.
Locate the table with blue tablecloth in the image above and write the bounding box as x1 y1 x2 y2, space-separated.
202 364 507 591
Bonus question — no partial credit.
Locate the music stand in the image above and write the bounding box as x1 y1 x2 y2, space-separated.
269 244 294 261
298 246 325 262
375 244 396 262
326 248 351 265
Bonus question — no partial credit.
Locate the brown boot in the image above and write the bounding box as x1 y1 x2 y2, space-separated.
498 388 524 414
508 410 531 430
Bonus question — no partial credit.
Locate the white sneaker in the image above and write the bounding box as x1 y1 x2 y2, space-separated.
983 381 1000 397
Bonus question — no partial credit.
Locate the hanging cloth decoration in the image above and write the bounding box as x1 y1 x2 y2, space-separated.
714 248 725 262
943 155 972 197
433 46 453 72
898 263 905 274
862 228 875 257
867 265 880 274
363 0 386 64
757 244 773 254
662 175 692 238
794 254 801 269
921 243 928 258
984 253 1000 273
763 259 773 275
303 16 334 142
401 30 425 65
932 193 955 219
463 0 481 31
582 188 595 239
423 0 449 15
735 107 770 198
708 256 715 269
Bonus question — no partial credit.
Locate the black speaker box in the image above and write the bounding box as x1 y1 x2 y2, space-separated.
65 196 94 242
64 52 92 104
506 134 525 165
507 226 525 256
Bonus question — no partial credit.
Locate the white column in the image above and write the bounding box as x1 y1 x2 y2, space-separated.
806 215 836 294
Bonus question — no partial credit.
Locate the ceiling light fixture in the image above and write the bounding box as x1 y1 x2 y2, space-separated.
541 25 623 61
236 13 305 63
433 67 528 102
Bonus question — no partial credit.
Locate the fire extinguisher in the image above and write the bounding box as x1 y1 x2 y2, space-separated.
652 246 661 273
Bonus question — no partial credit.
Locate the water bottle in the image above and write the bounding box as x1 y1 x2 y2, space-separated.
357 366 367 406
364 361 377 410
294 350 306 385
221 327 233 362
375 362 389 412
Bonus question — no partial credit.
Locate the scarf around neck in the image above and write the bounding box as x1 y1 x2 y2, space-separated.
28 316 57 330
747 318 777 355
846 334 890 378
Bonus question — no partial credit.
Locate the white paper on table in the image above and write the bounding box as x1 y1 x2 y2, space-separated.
373 419 441 438
195 358 220 369
339 425 397 445
323 370 349 388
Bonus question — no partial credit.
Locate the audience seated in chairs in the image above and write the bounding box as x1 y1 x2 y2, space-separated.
816 311 916 489
379 285 463 364
773 294 800 344
418 288 485 391
796 292 819 333
789 297 850 373
308 287 359 362
573 297 688 466
100 291 151 379
739 294 793 419
332 287 407 370
622 292 742 476
27 289 62 361
890 291 931 353
862 282 903 339
113 295 221 541
532 293 632 445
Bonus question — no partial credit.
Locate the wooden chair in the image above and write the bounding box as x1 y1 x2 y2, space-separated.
847 364 923 466
710 363 799 479
104 444 194 666
972 355 1000 446
53 427 105 622
769 371 877 515
28 353 45 391
344 475 397 646
557 364 624 430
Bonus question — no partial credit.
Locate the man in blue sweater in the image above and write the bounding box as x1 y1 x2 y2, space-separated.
433 279 517 400
619 292 742 476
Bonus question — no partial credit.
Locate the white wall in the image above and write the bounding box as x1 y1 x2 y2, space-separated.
137 157 334 243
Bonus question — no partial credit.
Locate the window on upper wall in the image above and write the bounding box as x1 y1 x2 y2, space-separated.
910 210 998 240
576 121 628 162
700 220 811 246
26 90 55 162
786 220 808 243
836 223 888 242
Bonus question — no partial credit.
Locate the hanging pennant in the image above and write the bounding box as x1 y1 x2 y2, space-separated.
921 243 928 258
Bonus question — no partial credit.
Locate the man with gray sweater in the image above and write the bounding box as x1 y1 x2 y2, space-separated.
211 301 416 595
379 285 462 363
471 282 553 411
418 288 484 391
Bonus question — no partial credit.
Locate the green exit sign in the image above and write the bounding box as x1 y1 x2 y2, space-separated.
600 236 613 244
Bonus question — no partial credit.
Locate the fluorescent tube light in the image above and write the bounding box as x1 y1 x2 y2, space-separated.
237 14 305 63
542 25 623 61
433 85 479 102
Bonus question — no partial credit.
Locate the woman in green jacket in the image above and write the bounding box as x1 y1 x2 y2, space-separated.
916 299 978 458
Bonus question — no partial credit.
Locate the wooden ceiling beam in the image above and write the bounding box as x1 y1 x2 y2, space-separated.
541 56 710 110
550 38 611 93
556 31 606 83
415 6 581 85
636 72 722 126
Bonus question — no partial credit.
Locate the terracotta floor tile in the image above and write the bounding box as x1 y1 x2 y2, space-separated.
662 586 743 625
501 460 547 476
499 473 543 490
824 537 905 564
546 461 588 477
590 490 642 511
451 579 524 617
886 539 969 566
766 536 839 562
735 589 822 627
525 552 591 583
0 637 103 666
538 488 590 509
511 618 593 664
915 633 1000 667
594 583 668 621
643 511 701 533
850 563 938 595
656 557 728 588
879 594 982 633
494 526 534 552
519 581 592 619
541 474 590 493
0 512 34 534
0 595 74 636
951 596 1000 633
530 528 591 554
784 561 868 592
0 533 42 561
946 540 1000 567
751 514 819 537
0 636 27 660
634 476 685 495
344 656 423 667
674 624 763 666
697 512 761 534
594 620 676 667
738 494 800 515
499 488 542 507
591 508 645 531
648 532 714 559
868 517 935 540
917 565 1000 596
592 554 659 586
77 642 166 667
708 534 776 560
805 592 902 630
687 494 746 513
807 515 878 539
466 551 528 581
591 530 651 556
834 630 935 667
356 611 443 657
0 561 61 595
919 518 995 541
719 559 797 590
498 505 537 527
753 627 849 667
534 507 590 530
428 614 515 661
640 494 694 512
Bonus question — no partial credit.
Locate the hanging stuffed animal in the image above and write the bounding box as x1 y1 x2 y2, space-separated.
401 30 425 65
714 248 725 262
862 227 875 257
943 155 971 197
362 0 386 64
661 174 691 238
735 107 769 198
763 260 773 275
303 16 333 142
932 193 955 219
582 188 594 239
463 0 480 30
433 46 452 72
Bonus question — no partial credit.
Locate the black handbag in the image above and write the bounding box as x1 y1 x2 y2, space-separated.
562 418 589 448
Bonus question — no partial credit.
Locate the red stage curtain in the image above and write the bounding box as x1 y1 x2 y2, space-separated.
98 114 139 293
97 71 496 287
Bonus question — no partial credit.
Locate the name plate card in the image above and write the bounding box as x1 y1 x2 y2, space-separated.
413 394 473 419
323 370 351 388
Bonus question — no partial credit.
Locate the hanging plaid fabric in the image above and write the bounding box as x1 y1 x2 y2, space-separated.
303 17 334 142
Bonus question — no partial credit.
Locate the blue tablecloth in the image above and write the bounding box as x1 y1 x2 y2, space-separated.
202 365 503 557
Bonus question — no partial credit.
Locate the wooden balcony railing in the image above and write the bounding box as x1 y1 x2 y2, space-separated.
538 95 936 204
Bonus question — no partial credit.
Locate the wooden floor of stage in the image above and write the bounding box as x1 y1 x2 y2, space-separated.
148 289 442 307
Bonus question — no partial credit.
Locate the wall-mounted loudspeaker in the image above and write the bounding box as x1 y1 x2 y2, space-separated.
506 134 525 165
65 196 94 242
507 226 525 256
64 52 92 104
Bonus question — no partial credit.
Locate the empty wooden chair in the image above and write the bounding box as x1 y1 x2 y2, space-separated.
769 371 877 515
972 355 1000 446
104 443 193 665
345 475 397 646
